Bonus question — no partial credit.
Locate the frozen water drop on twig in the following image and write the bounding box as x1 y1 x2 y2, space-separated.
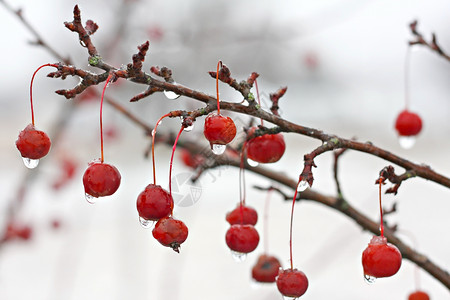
183 124 194 132
297 180 309 192
85 193 96 204
230 250 247 262
163 90 180 100
247 158 259 167
22 157 39 169
398 136 416 149
211 144 226 155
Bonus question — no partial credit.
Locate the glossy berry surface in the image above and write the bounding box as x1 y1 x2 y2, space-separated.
252 254 282 283
16 124 51 160
362 235 402 278
137 184 174 221
203 113 236 145
152 217 188 253
226 204 258 225
225 224 260 253
408 291 430 300
246 127 286 163
83 162 121 198
395 109 422 136
276 268 308 298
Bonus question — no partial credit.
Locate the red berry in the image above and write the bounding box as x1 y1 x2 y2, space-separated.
362 235 402 278
136 184 174 221
395 109 422 136
246 127 286 163
152 217 188 253
408 290 430 300
252 254 282 283
180 149 203 168
226 204 258 225
16 124 51 160
276 268 308 298
3 223 32 242
203 113 237 146
83 161 121 198
225 224 260 253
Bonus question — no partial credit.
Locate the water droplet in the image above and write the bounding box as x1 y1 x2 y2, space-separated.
230 250 247 262
163 90 180 100
398 136 416 149
247 158 259 167
85 193 96 204
139 217 154 229
283 296 297 300
211 144 226 155
242 100 249 106
364 274 376 284
22 157 39 169
297 180 309 192
184 124 194 132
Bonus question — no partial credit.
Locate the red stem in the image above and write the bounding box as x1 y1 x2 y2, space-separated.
29 63 58 126
254 79 264 126
238 142 247 224
169 126 184 198
216 61 222 115
289 178 301 270
100 73 114 163
152 113 170 184
379 177 384 237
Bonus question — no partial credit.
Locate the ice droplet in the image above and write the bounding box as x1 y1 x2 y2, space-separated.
247 158 259 167
163 90 180 100
139 217 154 229
22 157 39 169
297 180 309 192
230 250 247 262
211 144 226 155
283 296 297 300
184 124 194 132
242 100 249 106
85 193 96 204
364 274 376 284
398 136 416 149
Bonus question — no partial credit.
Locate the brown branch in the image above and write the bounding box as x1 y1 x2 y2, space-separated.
269 86 287 116
409 20 450 62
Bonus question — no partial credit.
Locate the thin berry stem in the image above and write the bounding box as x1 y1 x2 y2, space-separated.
216 61 222 115
289 178 301 270
378 177 384 237
100 73 114 163
404 46 411 110
238 142 247 225
169 126 184 198
30 63 58 126
152 113 170 185
254 79 264 126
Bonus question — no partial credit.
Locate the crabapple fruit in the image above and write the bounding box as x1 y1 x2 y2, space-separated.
136 184 174 221
362 235 402 278
246 127 286 163
251 254 282 283
16 124 51 160
395 109 422 136
152 216 188 253
276 268 308 298
83 161 121 198
225 224 260 253
226 204 258 226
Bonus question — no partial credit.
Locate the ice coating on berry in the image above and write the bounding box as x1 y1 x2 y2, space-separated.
395 110 422 136
408 290 430 300
251 254 282 283
203 113 236 145
83 162 121 197
136 184 174 221
225 224 260 253
16 124 51 160
246 127 286 163
362 235 402 278
152 217 188 252
276 268 308 298
226 204 258 225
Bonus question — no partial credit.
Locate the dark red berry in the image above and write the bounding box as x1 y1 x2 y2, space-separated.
152 217 188 253
226 204 258 225
3 223 32 242
246 127 286 163
180 149 203 168
408 290 430 300
276 268 308 298
83 161 121 198
362 235 402 278
395 109 422 136
137 184 174 221
16 124 51 160
252 254 282 283
203 113 236 146
225 224 260 253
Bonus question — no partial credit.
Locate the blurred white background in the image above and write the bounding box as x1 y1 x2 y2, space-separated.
0 0 449 299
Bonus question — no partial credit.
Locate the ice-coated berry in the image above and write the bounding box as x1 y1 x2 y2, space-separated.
246 127 286 163
225 224 259 253
137 184 174 221
276 268 308 298
226 204 258 225
252 254 282 283
203 113 236 145
152 216 188 253
362 235 402 278
83 162 121 197
16 124 51 160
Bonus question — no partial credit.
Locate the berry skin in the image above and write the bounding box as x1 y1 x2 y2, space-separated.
252 254 282 283
152 217 188 253
203 113 236 146
246 127 286 163
362 235 402 278
83 161 121 198
276 268 308 298
16 124 51 160
136 184 174 221
408 291 430 300
226 204 258 226
395 109 422 136
225 224 260 253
